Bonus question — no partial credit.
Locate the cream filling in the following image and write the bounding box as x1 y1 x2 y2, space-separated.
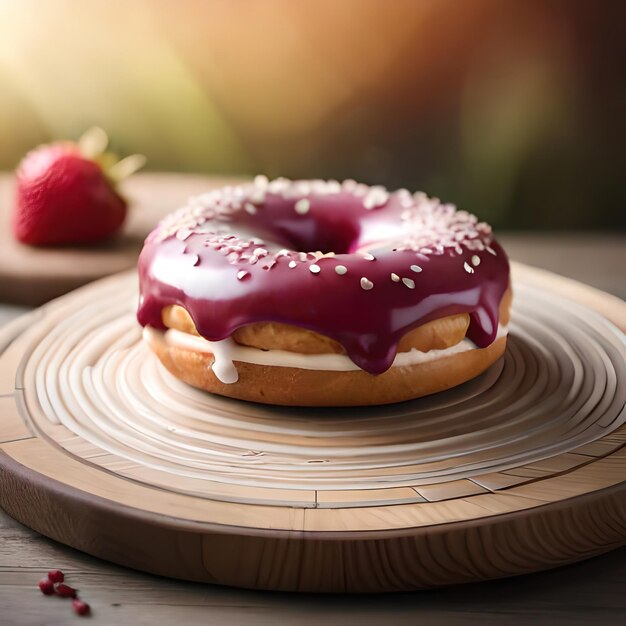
144 324 508 385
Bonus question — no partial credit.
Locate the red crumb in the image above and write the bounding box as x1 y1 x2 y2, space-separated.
47 569 64 583
55 583 77 598
72 599 91 616
38 578 55 595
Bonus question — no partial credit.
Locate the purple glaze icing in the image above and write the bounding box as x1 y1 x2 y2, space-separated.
137 178 510 375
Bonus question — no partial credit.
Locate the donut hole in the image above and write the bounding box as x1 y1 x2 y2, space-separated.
272 220 361 255
239 206 362 255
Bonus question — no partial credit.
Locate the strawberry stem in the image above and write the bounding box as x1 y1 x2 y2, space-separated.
108 153 147 181
78 127 109 158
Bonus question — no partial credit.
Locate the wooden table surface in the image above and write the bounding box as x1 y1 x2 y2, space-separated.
0 235 624 625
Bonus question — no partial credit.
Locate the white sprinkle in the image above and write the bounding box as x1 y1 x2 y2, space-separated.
391 273 400 282
294 198 310 215
249 189 266 204
293 181 311 197
335 265 348 275
464 262 475 274
360 277 374 290
486 246 497 256
363 186 389 210
313 250 335 259
254 175 269 187
268 177 290 193
237 270 249 280
288 261 297 269
309 264 321 274
176 228 193 241
353 183 369 196
244 202 257 215
362 253 376 261
471 254 481 266
326 180 341 193
402 277 415 289
410 264 422 273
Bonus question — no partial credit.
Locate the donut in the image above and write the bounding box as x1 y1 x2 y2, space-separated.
137 177 511 406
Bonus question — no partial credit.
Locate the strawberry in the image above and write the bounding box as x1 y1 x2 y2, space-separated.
13 128 145 246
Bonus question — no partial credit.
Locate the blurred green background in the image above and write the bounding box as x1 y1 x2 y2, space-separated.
0 0 624 230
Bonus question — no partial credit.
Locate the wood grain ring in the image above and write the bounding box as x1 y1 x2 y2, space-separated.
0 262 624 592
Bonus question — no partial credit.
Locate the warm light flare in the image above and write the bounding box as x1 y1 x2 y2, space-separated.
0 0 622 229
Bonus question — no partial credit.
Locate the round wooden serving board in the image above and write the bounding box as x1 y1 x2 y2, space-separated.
0 172 241 305
0 264 624 592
